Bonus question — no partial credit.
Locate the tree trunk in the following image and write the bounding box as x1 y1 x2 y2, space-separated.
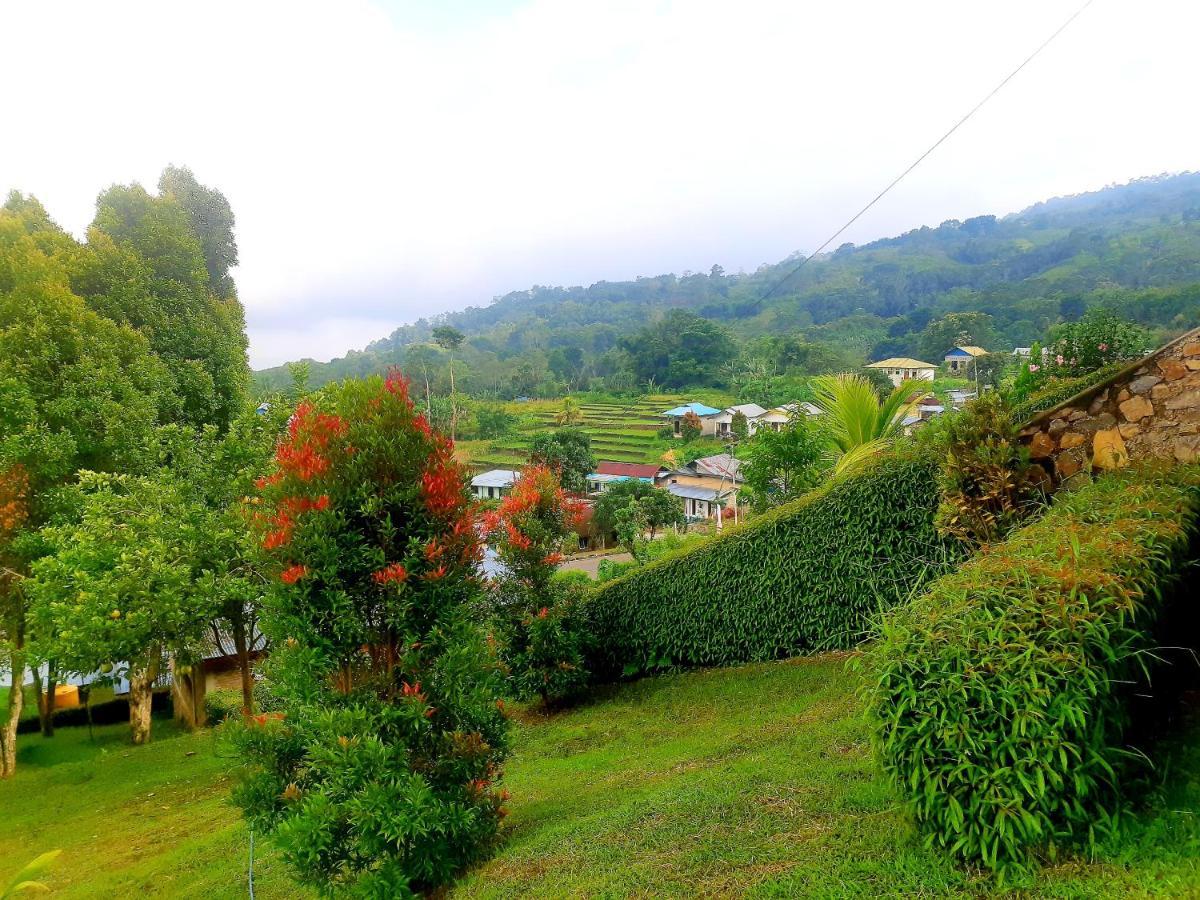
1 647 24 777
448 356 458 441
233 621 253 716
40 660 56 738
129 654 159 745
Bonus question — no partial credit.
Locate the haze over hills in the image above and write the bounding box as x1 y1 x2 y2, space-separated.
255 172 1200 395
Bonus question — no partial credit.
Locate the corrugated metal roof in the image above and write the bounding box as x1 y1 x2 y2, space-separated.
689 453 742 480
946 345 989 357
471 469 520 488
596 461 662 478
725 403 767 418
668 484 725 502
661 402 721 417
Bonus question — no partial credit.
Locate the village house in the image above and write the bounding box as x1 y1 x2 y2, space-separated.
585 461 668 494
660 402 723 436
662 453 745 523
863 357 937 386
470 468 520 500
712 403 768 437
943 345 989 374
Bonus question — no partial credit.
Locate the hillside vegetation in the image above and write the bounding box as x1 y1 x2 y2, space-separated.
257 173 1200 395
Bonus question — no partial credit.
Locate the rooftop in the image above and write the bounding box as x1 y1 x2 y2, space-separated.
661 402 721 418
864 357 938 370
470 469 521 488
946 345 989 357
724 403 768 418
595 461 663 479
687 453 743 481
667 483 727 502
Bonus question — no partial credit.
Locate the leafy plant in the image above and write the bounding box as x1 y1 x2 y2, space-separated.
739 417 826 510
528 429 596 494
810 374 918 475
935 393 1044 547
866 465 1200 879
680 410 703 441
1 849 60 898
591 480 684 544
228 372 509 896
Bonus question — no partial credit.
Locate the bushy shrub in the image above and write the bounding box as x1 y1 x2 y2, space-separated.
866 465 1200 878
204 689 243 723
1009 363 1123 423
229 373 509 897
935 393 1045 547
484 466 593 704
588 453 959 678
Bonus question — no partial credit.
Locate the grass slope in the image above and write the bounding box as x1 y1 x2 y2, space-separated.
2 656 1198 897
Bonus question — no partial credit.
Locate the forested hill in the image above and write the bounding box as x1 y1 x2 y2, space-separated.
256 172 1200 395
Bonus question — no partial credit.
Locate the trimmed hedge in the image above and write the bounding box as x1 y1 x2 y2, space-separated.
866 465 1200 876
588 453 960 677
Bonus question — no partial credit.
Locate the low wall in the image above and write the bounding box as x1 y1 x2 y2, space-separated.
1020 327 1200 486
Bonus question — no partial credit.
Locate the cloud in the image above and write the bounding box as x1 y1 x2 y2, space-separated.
2 0 1197 367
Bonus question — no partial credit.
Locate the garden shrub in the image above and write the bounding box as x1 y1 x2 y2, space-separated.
204 688 243 723
588 453 959 678
866 465 1200 878
229 373 509 897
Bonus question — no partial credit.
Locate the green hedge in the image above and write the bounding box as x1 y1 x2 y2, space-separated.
866 465 1200 877
587 453 960 677
1010 364 1122 423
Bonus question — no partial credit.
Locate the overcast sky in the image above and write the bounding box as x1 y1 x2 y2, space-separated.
3 0 1197 368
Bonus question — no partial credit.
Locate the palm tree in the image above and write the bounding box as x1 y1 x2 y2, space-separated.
810 374 919 475
555 397 583 427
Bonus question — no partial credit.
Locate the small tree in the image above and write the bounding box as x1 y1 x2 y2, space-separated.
1046 309 1151 377
592 480 683 541
29 472 215 744
730 409 749 442
432 325 466 440
528 430 596 494
230 372 508 896
740 419 826 510
680 410 703 441
614 501 650 561
554 397 583 427
484 466 591 704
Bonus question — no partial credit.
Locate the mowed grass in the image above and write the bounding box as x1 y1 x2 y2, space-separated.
3 655 1199 897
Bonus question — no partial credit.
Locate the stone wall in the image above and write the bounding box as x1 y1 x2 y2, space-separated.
1020 328 1200 487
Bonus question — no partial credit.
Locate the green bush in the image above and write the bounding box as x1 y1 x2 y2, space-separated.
866 465 1200 878
1008 363 1122 422
204 688 243 723
588 453 960 677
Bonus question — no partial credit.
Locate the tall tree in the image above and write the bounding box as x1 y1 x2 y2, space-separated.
432 326 465 439
157 165 239 297
528 430 596 494
619 310 734 388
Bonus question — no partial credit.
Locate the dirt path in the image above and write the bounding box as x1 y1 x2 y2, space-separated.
560 552 631 577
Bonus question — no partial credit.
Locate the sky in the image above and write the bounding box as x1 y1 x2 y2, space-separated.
2 0 1198 369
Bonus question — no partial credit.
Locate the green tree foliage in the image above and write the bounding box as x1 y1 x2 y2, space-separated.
1045 308 1152 377
81 172 249 428
729 409 749 442
474 403 516 440
484 466 591 704
157 165 239 297
528 429 596 494
591 480 683 543
588 454 959 678
619 309 734 388
739 419 826 510
230 373 508 896
679 410 703 441
867 466 1200 878
917 312 998 363
810 374 917 474
613 501 650 562
554 396 583 427
28 471 217 744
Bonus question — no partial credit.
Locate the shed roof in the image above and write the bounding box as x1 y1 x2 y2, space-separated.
946 345 988 357
864 357 938 370
661 402 721 417
725 403 767 418
470 469 520 488
687 453 742 480
667 484 726 502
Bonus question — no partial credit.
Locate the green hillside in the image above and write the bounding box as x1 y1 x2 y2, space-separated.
256 173 1200 396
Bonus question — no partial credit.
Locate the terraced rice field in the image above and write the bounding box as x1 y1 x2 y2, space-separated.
458 395 725 471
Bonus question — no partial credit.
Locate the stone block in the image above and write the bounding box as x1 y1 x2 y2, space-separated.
1118 423 1141 439
1059 431 1086 450
1129 375 1161 395
1165 390 1200 411
1174 436 1200 464
1056 451 1083 479
1118 395 1154 422
1159 360 1189 381
1181 342 1200 357
1067 409 1086 422
1047 418 1069 438
1187 360 1200 371
1028 431 1056 459
1092 428 1129 470
1117 388 1131 402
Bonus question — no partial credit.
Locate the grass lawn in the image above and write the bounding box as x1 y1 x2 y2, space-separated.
3 655 1199 897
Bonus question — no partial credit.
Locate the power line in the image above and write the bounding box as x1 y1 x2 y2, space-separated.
759 0 1097 302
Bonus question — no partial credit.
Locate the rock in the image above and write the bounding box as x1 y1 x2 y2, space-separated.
1059 431 1086 450
1116 389 1131 402
1188 360 1200 371
1027 463 1054 493
1129 375 1161 395
1118 395 1154 422
1181 342 1200 357
1056 452 1083 479
1174 436 1200 464
1048 418 1069 438
1152 383 1176 400
1118 423 1142 439
1067 409 1086 422
1092 428 1129 470
1060 471 1093 493
1165 390 1200 411
1088 391 1110 416
1028 431 1056 459
1096 412 1116 428
1159 360 1188 381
